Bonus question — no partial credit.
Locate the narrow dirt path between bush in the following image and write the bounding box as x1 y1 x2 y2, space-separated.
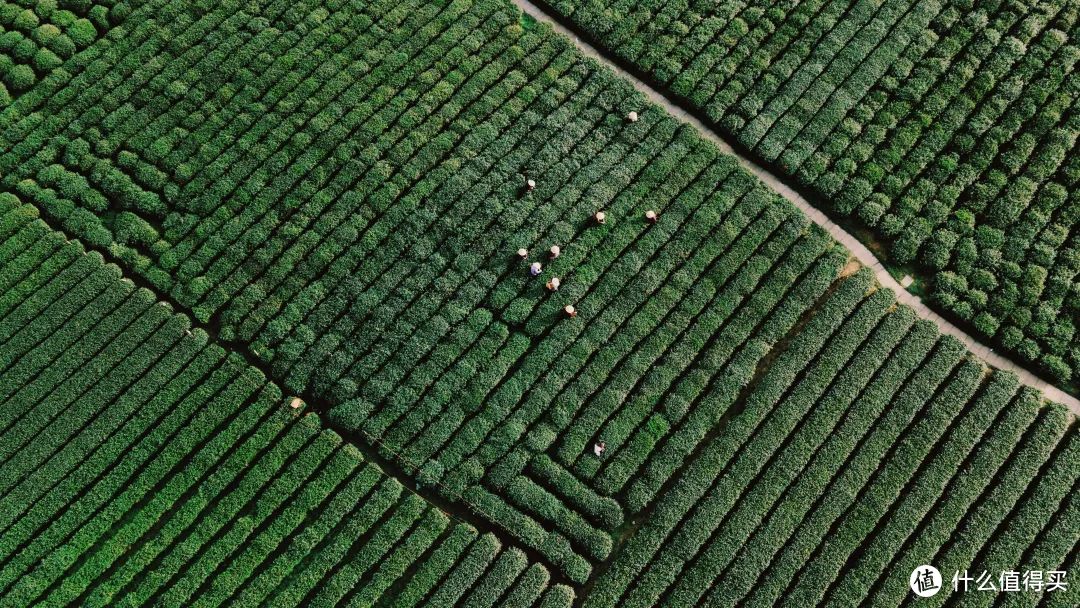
510 0 1080 416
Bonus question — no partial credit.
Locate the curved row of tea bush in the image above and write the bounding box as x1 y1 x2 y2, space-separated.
0 198 572 608
548 0 1080 391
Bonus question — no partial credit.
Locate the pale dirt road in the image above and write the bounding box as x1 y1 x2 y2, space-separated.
511 0 1080 416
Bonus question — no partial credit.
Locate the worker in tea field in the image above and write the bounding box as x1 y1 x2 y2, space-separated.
517 247 528 260
594 210 606 224
526 178 536 192
530 262 543 276
645 209 658 224
549 245 561 259
627 111 638 122
594 441 606 456
547 277 561 291
564 304 577 318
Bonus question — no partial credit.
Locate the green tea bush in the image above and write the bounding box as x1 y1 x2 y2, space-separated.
0 208 566 607
1 0 1076 604
549 0 1080 392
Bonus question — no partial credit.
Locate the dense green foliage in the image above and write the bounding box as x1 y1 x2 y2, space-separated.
0 199 572 607
548 0 1080 391
0 0 112 105
0 0 1077 605
585 269 1078 608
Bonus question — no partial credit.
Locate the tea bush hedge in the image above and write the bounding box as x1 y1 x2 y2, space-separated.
549 0 1080 392
0 201 570 607
0 0 1076 605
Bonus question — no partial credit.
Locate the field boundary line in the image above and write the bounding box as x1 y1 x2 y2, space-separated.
13 208 576 590
509 0 1080 416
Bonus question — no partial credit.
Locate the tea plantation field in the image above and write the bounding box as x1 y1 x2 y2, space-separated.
0 0 1077 606
0 200 572 607
547 0 1080 393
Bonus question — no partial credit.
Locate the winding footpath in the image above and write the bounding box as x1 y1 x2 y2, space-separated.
511 0 1080 416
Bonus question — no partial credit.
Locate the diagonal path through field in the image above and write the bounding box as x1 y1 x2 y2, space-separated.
510 0 1080 417
32 216 580 592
